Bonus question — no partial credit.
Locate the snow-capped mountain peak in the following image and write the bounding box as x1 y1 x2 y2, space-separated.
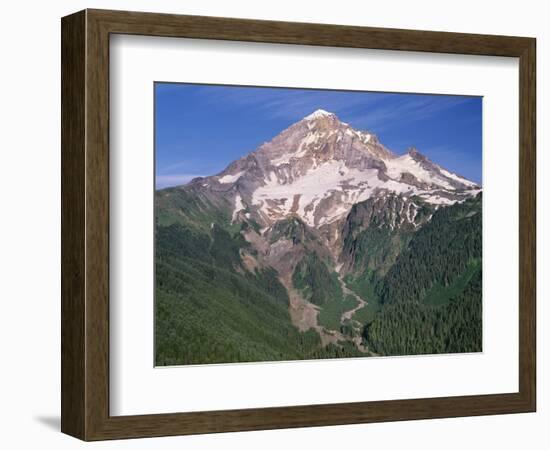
189 113 480 230
304 109 336 120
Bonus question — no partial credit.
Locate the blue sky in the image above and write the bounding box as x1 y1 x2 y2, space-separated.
155 83 482 189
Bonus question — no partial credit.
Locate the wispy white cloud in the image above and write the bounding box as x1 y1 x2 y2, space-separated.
156 154 225 176
156 174 204 189
346 97 471 132
193 85 474 133
194 85 384 121
157 159 192 173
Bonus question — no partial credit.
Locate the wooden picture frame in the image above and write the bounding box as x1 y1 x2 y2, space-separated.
61 9 536 441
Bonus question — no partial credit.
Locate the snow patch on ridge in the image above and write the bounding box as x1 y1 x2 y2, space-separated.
232 194 245 222
218 171 244 184
419 194 456 205
439 167 478 188
271 153 292 166
385 155 454 189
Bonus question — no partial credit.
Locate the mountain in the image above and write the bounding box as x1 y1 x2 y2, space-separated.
155 110 482 365
184 109 478 228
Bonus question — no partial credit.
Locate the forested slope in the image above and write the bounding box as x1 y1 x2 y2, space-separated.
155 190 364 365
155 183 482 364
360 194 482 355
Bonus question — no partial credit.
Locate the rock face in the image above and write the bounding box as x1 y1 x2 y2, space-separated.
186 109 479 233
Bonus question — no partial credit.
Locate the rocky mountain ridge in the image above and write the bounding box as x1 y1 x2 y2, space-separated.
185 109 479 232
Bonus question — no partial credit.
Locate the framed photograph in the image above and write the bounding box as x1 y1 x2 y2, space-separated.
61 9 536 440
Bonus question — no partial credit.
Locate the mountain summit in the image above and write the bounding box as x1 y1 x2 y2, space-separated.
185 110 479 229
304 109 336 120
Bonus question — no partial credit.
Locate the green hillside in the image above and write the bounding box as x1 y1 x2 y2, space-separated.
360 194 483 355
292 252 343 306
155 187 483 364
155 221 362 365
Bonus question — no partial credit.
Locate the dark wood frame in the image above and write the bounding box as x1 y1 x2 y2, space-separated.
61 8 536 441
